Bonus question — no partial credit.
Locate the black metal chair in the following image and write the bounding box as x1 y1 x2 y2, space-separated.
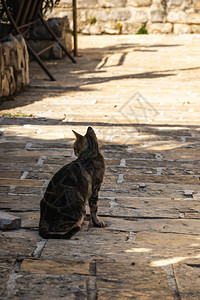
1 0 76 81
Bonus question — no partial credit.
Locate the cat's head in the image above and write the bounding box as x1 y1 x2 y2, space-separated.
72 127 98 157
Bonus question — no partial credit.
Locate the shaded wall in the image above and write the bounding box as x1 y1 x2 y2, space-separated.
0 35 29 101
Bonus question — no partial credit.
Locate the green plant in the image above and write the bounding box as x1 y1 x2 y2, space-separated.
117 22 123 34
136 24 148 34
2 111 35 118
89 17 97 25
69 29 74 36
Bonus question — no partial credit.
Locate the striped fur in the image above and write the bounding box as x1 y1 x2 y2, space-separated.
39 127 105 239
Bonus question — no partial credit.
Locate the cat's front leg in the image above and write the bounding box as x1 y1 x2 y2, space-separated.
89 192 105 227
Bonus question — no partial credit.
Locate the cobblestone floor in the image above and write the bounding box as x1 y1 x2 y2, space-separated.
1 34 200 299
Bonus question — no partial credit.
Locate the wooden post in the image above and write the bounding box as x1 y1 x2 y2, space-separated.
73 0 78 56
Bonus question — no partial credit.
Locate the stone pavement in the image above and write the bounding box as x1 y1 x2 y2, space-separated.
1 34 200 299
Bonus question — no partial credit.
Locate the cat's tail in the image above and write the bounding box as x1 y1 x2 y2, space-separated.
39 225 81 239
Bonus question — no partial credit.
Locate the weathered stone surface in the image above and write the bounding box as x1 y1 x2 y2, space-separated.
0 212 21 230
167 10 187 23
187 13 200 24
42 229 130 262
99 0 128 8
0 194 41 211
147 21 172 33
1 34 200 298
191 24 200 33
129 7 148 23
0 35 29 100
0 256 16 296
21 258 90 275
174 263 200 299
125 231 200 265
174 23 191 34
128 0 152 6
96 262 173 299
104 217 200 235
52 0 199 34
14 274 88 299
0 234 39 257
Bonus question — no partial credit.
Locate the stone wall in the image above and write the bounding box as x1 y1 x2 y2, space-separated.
28 16 72 59
0 35 29 101
50 0 200 34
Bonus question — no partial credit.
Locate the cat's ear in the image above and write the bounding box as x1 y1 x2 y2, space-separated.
86 126 97 138
72 130 83 140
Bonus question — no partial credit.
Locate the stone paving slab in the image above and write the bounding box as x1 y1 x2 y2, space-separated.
1 34 200 298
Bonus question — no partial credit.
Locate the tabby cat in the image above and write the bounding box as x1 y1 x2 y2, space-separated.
39 126 105 239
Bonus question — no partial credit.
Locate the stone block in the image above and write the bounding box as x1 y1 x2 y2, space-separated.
174 264 200 299
150 6 165 22
167 10 187 23
130 7 148 23
191 24 200 32
96 262 173 299
98 0 127 8
78 0 98 8
29 17 70 40
1 74 10 97
187 13 200 24
21 259 90 275
195 0 200 11
109 8 132 21
128 0 152 6
92 9 110 22
0 212 21 230
14 274 88 299
173 24 191 34
8 67 16 96
0 257 16 296
167 0 184 8
147 22 173 33
59 0 72 7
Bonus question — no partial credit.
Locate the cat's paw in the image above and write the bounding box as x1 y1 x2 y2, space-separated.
94 220 106 227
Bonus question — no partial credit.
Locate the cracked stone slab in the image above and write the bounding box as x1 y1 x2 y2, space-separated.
41 228 131 262
0 212 21 230
10 274 88 299
174 263 200 300
0 232 40 257
20 258 90 276
96 262 174 299
103 217 200 235
100 197 200 219
0 194 41 211
0 256 16 296
123 231 200 266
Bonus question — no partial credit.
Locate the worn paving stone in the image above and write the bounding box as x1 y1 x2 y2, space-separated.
0 155 38 164
0 178 44 187
174 263 200 300
1 34 200 298
124 174 200 185
0 194 41 211
12 274 88 299
0 212 21 230
12 212 40 228
0 256 16 296
103 217 200 235
96 262 174 300
124 231 200 266
0 233 39 257
20 258 90 275
101 197 200 219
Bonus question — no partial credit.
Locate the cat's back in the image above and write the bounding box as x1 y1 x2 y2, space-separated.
43 159 92 204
